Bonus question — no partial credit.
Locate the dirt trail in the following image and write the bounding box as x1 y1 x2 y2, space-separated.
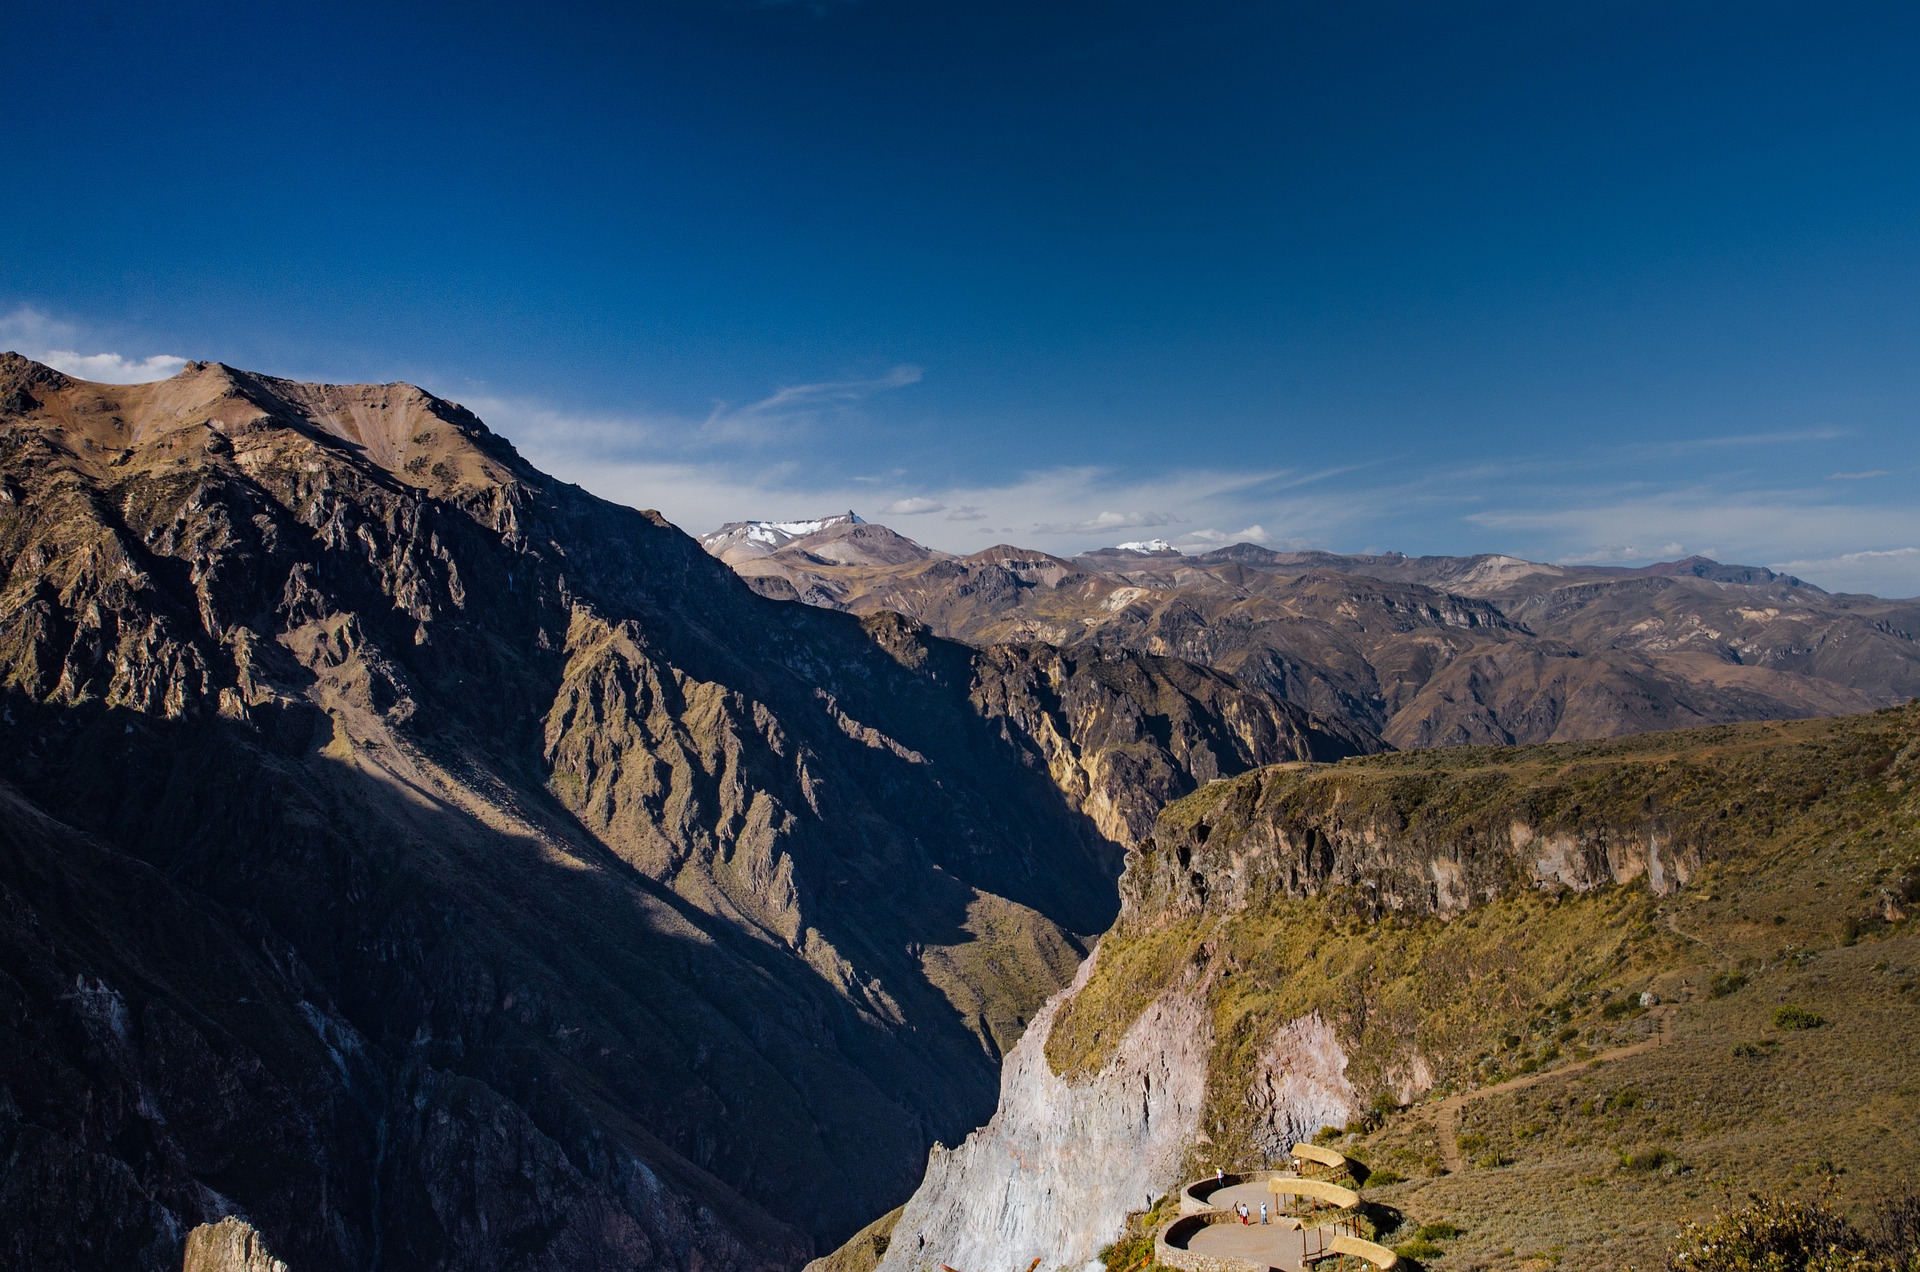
1424 1005 1675 1174
1416 902 1729 1173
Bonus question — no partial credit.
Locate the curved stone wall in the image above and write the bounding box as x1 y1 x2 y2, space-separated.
1180 1175 1236 1216
1168 1162 1366 1271
1155 1211 1268 1272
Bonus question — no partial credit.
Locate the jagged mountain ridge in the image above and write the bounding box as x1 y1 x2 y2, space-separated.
699 518 1920 747
0 354 1369 1272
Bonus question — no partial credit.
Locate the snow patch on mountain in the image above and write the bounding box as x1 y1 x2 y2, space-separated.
700 511 865 558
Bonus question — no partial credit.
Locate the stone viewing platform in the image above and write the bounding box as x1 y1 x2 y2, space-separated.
1156 1144 1394 1272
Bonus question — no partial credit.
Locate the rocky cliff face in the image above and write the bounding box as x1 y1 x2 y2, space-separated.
966 642 1377 848
852 704 1920 1272
868 950 1212 1272
0 353 1362 1272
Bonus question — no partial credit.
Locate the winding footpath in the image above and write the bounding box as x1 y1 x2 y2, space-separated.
1424 1005 1674 1173
1421 905 1711 1173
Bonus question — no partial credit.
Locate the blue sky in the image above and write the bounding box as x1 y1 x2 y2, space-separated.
4 1 1918 594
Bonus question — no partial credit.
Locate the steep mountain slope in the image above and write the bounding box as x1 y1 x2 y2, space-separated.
856 702 1920 1272
701 522 1919 747
0 354 1365 1271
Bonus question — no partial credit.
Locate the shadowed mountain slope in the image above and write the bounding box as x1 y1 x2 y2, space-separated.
0 354 1367 1272
701 523 1920 748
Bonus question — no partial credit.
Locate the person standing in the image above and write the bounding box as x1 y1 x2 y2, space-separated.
1237 1203 1249 1225
1259 1202 1268 1226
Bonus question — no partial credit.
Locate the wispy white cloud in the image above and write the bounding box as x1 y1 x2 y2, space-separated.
45 351 189 381
1558 541 1687 565
1828 470 1890 480
1770 546 1920 595
1624 426 1847 458
881 496 946 515
1467 485 1920 595
1031 509 1181 536
437 377 1920 597
701 365 921 442
1176 525 1276 549
464 364 923 462
0 306 188 384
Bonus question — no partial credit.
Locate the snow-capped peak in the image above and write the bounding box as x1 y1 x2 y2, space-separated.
1114 538 1179 554
700 511 866 557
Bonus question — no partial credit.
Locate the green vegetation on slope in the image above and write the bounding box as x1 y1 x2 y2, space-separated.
1048 703 1920 1272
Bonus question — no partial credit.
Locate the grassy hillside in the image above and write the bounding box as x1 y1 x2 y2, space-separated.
1050 703 1920 1272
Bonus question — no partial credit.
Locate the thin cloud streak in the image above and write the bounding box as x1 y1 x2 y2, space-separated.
1621 426 1848 458
702 365 922 442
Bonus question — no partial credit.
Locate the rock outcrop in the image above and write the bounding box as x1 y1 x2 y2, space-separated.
182 1219 289 1272
869 951 1212 1272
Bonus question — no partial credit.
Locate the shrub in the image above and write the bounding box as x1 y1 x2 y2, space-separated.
1366 1091 1400 1126
1709 970 1749 998
1395 1239 1443 1260
1603 996 1642 1020
1475 1152 1514 1168
1098 1233 1156 1272
1458 1132 1488 1154
1415 1223 1461 1241
1774 1005 1827 1030
1667 1195 1869 1272
1366 1168 1406 1186
1621 1147 1679 1174
1865 1191 1920 1267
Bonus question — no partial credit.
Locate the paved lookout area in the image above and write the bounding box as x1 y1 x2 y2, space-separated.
1185 1218 1307 1272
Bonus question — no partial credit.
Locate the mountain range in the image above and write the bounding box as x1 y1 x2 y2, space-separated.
3 351 1915 1272
0 355 1365 1270
700 515 1920 749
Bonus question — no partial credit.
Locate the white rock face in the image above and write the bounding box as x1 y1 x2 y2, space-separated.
869 951 1363 1272
875 950 1211 1272
1245 1012 1356 1161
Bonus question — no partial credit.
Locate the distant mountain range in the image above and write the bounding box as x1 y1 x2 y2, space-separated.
700 516 1920 749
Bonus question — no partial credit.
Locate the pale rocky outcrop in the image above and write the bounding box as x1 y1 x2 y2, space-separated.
1245 1012 1355 1162
861 975 1361 1272
182 1218 289 1272
874 951 1212 1272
